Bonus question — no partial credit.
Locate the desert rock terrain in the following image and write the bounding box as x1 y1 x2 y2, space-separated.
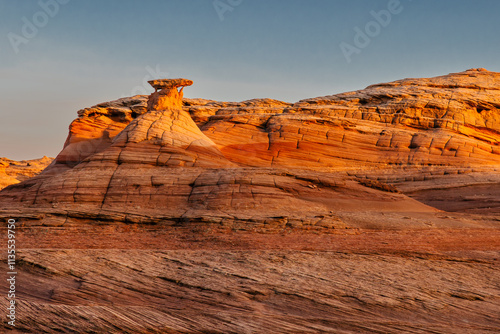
0 156 53 190
1 69 499 333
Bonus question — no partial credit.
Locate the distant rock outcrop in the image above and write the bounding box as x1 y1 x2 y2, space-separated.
191 68 500 167
1 69 499 226
0 156 52 190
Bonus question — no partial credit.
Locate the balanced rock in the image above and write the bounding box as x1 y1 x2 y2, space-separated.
148 78 193 91
46 69 500 175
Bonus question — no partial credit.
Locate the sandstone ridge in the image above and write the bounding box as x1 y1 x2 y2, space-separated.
1 70 500 227
1 70 500 334
53 68 500 172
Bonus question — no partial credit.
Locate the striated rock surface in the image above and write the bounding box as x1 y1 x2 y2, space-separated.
192 68 500 167
2 69 499 222
53 96 148 170
1 69 500 333
52 68 500 173
7 248 500 333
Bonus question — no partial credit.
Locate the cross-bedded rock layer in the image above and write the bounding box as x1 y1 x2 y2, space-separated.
51 68 500 173
1 70 500 334
1 69 499 224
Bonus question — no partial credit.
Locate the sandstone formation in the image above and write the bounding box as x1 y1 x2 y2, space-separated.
0 156 53 190
10 248 500 333
53 97 147 170
1 69 499 333
148 78 193 90
1 69 499 226
51 68 500 173
190 68 500 168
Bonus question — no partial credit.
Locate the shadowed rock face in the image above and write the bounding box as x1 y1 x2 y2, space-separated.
1 70 500 333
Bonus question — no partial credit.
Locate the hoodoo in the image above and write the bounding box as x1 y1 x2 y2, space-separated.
147 78 194 109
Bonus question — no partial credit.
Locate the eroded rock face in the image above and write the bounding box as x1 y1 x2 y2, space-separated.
192 68 500 167
147 78 193 110
1 71 500 334
1 70 499 225
54 96 147 170
55 69 500 172
76 69 500 208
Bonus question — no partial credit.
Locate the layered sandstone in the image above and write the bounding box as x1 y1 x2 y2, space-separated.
192 68 500 167
1 69 499 225
1 70 499 333
52 68 500 173
0 156 53 190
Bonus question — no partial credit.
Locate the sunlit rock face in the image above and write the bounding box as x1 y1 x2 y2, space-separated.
1 69 499 224
50 69 500 174
1 71 500 334
0 156 53 190
187 68 500 168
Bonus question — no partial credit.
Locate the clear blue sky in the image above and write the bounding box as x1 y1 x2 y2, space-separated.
1 0 500 160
